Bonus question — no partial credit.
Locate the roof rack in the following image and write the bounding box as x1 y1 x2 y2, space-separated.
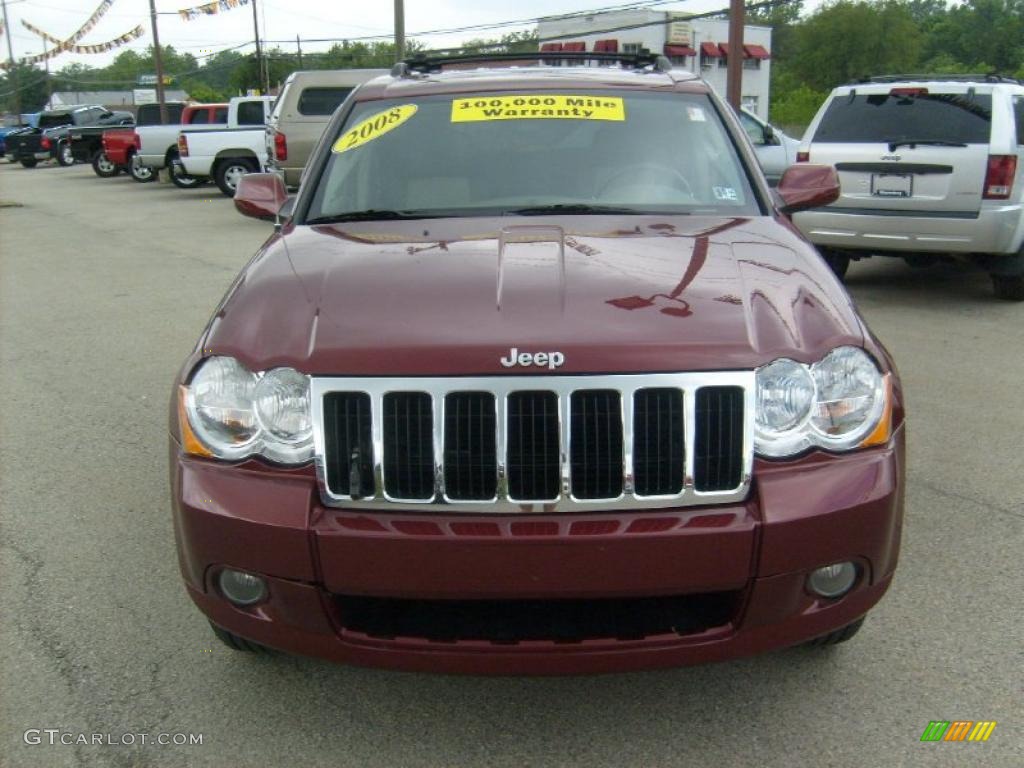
852 73 1022 85
391 50 674 77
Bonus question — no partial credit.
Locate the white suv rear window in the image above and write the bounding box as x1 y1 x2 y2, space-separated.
814 92 992 144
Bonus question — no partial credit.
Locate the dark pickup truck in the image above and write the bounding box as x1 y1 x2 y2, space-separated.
70 102 187 177
9 105 133 168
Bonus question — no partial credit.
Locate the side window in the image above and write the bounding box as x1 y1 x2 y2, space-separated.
188 110 210 125
213 107 229 124
236 101 266 125
1015 97 1024 145
297 87 353 116
739 112 764 145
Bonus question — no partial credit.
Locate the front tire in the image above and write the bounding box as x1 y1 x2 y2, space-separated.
19 158 38 168
91 150 119 178
168 150 206 189
819 248 850 280
214 157 258 197
56 141 75 166
991 274 1024 301
805 617 865 647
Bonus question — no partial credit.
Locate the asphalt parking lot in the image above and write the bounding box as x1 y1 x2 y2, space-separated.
1 161 1021 768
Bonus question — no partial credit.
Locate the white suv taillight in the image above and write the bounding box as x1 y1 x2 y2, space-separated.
983 155 1017 200
796 151 809 163
177 134 189 158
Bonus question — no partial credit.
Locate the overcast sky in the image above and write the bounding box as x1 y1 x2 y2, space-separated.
3 0 768 70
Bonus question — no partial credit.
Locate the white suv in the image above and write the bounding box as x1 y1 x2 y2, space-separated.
793 75 1024 300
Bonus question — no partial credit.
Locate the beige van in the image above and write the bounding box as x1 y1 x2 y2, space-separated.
266 69 388 188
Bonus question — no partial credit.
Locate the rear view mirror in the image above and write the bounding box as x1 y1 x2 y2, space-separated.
234 173 288 221
776 164 840 215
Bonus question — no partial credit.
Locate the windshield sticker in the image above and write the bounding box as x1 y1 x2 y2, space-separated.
713 186 738 201
687 106 707 122
332 104 418 154
451 95 625 122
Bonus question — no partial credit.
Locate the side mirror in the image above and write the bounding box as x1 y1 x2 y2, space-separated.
776 164 840 215
234 173 288 221
762 124 775 143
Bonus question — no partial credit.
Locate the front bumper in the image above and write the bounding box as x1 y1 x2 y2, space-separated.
793 203 1024 255
171 428 905 674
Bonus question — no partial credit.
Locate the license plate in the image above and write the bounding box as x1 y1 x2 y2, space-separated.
871 173 913 198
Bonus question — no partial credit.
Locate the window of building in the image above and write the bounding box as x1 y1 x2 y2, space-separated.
622 43 643 54
743 57 761 70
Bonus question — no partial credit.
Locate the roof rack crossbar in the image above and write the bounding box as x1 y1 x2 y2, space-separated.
392 50 673 77
850 73 1022 85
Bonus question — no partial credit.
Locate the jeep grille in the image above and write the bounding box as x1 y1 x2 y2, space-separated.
312 373 754 513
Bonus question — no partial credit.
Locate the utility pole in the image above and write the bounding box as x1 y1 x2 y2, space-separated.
147 0 167 124
42 33 51 110
394 0 405 61
1 0 20 116
251 0 267 94
726 0 744 110
296 34 302 68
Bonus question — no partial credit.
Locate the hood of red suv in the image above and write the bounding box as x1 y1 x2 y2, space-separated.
202 215 864 375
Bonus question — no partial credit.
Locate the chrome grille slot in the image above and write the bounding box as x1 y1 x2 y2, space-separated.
312 372 753 513
507 391 560 501
443 392 497 500
322 392 374 498
570 390 623 500
383 392 434 500
694 386 745 492
633 388 684 497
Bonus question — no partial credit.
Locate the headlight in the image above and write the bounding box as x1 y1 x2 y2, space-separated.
183 356 313 464
755 347 888 458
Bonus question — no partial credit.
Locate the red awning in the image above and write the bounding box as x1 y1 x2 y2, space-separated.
664 43 696 57
540 42 563 52
718 43 731 57
700 41 723 58
744 43 771 59
594 39 619 53
562 42 586 52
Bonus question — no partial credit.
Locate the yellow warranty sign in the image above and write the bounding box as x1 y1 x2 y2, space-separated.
332 104 418 154
451 95 625 122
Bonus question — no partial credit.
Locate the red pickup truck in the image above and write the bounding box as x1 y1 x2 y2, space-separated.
172 53 905 675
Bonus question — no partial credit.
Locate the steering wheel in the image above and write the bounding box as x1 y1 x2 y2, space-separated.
597 162 695 200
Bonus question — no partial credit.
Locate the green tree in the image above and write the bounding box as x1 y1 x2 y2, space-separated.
788 1 923 90
928 0 1024 74
0 63 50 113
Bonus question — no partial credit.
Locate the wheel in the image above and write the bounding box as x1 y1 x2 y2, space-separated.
805 617 865 647
56 141 75 166
91 150 119 178
819 248 850 280
168 150 207 189
991 274 1024 301
209 622 268 653
129 154 155 183
214 158 259 197
19 158 38 168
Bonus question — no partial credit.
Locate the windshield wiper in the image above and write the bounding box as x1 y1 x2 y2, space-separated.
886 139 968 152
506 203 654 216
306 209 434 224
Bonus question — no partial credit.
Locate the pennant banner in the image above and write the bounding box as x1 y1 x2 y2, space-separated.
3 1 145 69
179 0 250 22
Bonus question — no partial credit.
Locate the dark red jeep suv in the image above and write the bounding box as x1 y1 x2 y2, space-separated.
169 52 905 674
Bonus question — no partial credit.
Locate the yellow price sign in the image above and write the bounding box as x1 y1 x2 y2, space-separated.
451 95 625 122
332 104 418 154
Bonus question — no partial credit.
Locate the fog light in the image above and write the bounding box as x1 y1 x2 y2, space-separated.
808 562 857 598
218 569 267 606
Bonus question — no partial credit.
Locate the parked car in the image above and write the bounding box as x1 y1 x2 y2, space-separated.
793 74 1024 300
171 52 905 674
176 97 275 196
135 103 229 188
9 105 133 168
266 69 388 188
1 113 35 157
2 113 41 161
737 108 799 186
69 102 187 178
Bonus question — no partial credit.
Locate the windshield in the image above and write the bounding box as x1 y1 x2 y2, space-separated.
305 90 759 222
814 92 993 144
